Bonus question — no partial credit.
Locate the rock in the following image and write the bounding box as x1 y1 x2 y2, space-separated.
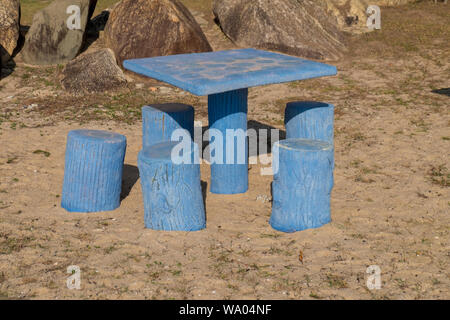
213 0 345 60
23 104 38 110
323 0 419 34
0 0 20 64
61 48 127 93
376 0 417 4
21 0 97 65
104 0 212 66
322 0 368 33
158 86 175 94
195 16 208 26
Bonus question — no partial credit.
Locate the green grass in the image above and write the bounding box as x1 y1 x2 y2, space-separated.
326 274 348 289
180 0 212 15
33 149 51 157
6 156 18 164
351 2 450 58
20 0 121 25
20 0 52 25
0 234 35 254
309 292 322 299
20 0 211 25
428 165 450 187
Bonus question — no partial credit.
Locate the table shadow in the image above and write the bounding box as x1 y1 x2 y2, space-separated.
198 120 286 162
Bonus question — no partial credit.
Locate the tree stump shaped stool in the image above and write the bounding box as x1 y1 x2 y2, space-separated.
285 101 335 183
270 139 334 233
61 130 127 212
138 141 206 231
284 101 334 144
142 103 194 149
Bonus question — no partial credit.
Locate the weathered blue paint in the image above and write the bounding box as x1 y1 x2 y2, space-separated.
285 101 335 173
138 142 206 231
208 88 248 194
270 139 334 233
285 101 334 144
61 130 127 213
142 103 194 148
123 48 337 96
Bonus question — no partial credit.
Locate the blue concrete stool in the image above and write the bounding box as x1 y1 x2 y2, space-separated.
61 130 127 212
285 101 335 175
284 101 334 144
270 139 334 233
138 141 205 231
142 103 194 148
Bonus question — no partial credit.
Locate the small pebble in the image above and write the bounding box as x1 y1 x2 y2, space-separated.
23 103 38 110
256 195 271 203
158 87 172 94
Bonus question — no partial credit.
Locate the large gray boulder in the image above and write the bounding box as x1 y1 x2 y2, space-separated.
213 0 346 60
21 0 97 65
61 48 127 93
104 0 212 66
0 0 20 65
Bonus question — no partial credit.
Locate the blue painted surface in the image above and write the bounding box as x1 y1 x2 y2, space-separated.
208 88 248 194
285 101 334 144
142 103 194 148
285 101 335 173
61 130 127 213
138 142 206 231
270 139 333 233
123 48 337 96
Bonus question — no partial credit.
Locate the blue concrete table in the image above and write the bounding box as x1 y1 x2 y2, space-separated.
124 49 336 194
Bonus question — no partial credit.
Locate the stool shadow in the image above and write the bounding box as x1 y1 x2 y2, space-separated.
201 180 208 218
432 88 450 97
121 164 140 202
120 165 208 213
270 181 274 207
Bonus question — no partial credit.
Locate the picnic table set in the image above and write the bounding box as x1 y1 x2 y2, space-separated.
61 49 337 233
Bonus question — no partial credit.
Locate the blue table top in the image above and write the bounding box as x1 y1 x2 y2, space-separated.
123 48 337 96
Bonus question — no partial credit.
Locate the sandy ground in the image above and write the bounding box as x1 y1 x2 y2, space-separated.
0 2 449 299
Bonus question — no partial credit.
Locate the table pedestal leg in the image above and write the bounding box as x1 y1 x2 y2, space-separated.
208 88 248 194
